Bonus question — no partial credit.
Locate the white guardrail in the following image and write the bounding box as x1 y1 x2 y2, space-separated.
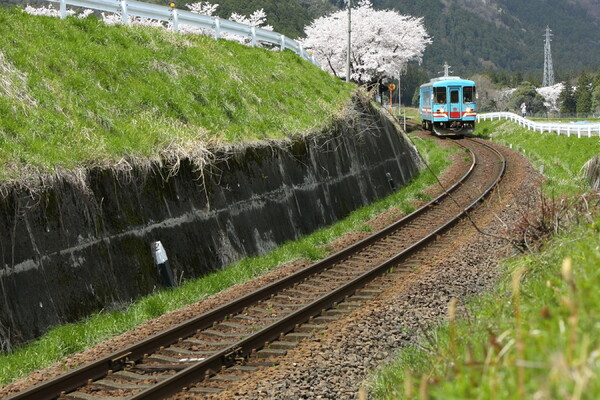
477 112 600 138
50 0 319 66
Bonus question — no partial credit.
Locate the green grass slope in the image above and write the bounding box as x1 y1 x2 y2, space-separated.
477 120 600 195
0 7 353 182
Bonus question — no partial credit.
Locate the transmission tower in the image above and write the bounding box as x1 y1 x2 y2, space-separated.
542 26 555 86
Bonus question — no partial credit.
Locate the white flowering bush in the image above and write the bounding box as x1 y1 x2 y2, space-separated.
24 4 91 18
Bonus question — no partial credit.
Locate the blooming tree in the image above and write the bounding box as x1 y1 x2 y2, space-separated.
178 1 219 35
301 0 431 83
227 9 273 45
536 83 564 112
186 1 219 16
182 3 273 45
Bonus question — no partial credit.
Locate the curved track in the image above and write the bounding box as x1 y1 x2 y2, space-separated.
7 137 505 400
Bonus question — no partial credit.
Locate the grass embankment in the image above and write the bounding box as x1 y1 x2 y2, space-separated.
477 120 600 195
370 119 600 399
0 131 458 383
0 7 353 182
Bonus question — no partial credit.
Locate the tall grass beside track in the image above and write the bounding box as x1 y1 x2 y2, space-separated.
0 92 459 388
369 119 600 399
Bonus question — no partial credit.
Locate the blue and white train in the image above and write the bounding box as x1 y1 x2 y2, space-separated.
419 71 477 136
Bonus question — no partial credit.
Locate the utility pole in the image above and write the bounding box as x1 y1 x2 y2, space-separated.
542 26 555 86
441 61 452 77
397 66 405 106
346 0 351 83
398 67 405 130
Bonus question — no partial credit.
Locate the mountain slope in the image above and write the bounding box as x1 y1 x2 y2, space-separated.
372 0 600 77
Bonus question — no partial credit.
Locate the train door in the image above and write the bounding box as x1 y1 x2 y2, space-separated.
449 86 461 119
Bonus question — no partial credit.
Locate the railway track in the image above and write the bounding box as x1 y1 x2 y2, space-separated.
7 137 505 400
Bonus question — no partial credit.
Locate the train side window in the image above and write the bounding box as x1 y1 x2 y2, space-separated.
434 87 446 103
463 86 475 103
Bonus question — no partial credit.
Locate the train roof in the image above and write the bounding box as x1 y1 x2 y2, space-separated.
420 76 476 88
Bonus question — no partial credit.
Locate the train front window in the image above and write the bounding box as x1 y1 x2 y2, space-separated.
434 87 447 104
463 86 475 103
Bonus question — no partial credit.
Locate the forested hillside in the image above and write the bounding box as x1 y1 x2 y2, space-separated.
373 0 600 78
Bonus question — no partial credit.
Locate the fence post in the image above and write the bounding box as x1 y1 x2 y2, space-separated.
59 0 66 18
251 26 256 47
280 34 285 51
120 0 128 25
171 8 179 32
214 17 220 39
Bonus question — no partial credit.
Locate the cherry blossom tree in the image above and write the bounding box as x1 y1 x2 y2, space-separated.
186 1 219 16
537 83 564 113
227 9 273 45
182 3 273 45
301 0 431 83
178 1 220 35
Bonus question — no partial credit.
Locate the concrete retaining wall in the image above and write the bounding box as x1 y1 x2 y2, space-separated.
0 98 423 348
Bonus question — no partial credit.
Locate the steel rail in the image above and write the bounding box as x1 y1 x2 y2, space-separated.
7 138 500 400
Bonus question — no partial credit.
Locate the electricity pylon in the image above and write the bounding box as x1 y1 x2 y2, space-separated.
542 26 555 87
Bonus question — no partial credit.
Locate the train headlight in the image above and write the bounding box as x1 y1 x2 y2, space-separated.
465 107 474 112
437 108 445 113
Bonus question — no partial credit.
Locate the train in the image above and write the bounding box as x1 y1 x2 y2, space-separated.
419 69 477 137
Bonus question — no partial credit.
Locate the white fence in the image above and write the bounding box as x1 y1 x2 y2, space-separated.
49 0 318 66
477 112 600 138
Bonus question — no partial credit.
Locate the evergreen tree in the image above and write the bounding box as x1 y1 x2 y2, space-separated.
593 69 600 90
574 71 592 115
512 71 523 87
509 81 547 115
559 81 576 115
592 69 600 114
592 85 600 114
400 64 429 106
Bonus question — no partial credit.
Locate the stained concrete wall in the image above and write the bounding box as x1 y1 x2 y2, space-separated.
0 99 422 348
